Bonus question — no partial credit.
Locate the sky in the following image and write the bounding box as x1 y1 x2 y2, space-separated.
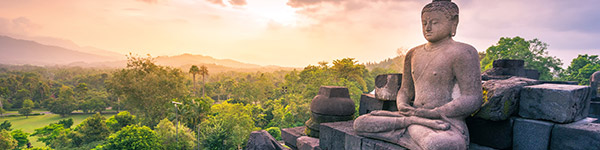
0 0 598 67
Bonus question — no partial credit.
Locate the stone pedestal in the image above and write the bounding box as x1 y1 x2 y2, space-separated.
297 136 321 150
512 118 554 150
319 120 406 150
519 84 592 123
374 74 402 100
305 86 355 138
466 117 514 149
245 130 287 150
482 59 540 80
550 118 600 150
358 94 397 115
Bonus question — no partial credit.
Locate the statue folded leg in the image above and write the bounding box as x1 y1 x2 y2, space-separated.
353 111 451 150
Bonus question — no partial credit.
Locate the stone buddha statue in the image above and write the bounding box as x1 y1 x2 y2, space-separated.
353 0 483 149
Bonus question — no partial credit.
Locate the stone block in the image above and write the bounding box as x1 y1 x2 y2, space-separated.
550 118 600 150
282 126 306 149
358 94 398 115
589 101 600 118
476 77 540 121
297 136 321 150
519 84 592 123
512 118 554 150
245 130 287 150
466 117 514 149
493 59 524 68
361 138 406 150
319 120 363 150
524 69 540 80
374 74 402 100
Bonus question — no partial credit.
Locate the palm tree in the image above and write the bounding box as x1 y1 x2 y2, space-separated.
199 65 209 96
189 65 200 96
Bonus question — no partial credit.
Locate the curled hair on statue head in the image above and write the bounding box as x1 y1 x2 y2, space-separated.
422 0 459 21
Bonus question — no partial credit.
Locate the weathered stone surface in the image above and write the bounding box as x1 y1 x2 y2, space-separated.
245 130 287 150
512 118 554 150
310 112 355 124
358 94 398 115
466 117 513 149
591 71 600 99
310 86 355 116
476 77 540 121
282 126 306 149
296 136 321 150
469 143 497 150
519 84 592 123
320 120 363 150
550 118 600 150
374 74 402 100
590 101 600 118
361 138 406 150
493 59 524 68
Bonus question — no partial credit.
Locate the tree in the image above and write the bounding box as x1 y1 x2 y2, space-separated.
200 65 209 96
31 123 69 148
0 129 17 150
19 99 34 118
96 125 162 150
199 102 256 149
106 111 136 132
189 65 200 96
480 36 563 80
11 129 30 148
562 54 600 84
74 113 110 145
0 121 11 131
155 118 196 150
48 86 78 117
106 54 187 127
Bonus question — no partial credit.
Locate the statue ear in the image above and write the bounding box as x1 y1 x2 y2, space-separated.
451 15 459 37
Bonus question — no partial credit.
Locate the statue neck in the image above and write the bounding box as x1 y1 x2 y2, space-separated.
425 36 453 51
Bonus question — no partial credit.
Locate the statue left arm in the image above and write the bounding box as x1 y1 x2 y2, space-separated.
415 46 483 119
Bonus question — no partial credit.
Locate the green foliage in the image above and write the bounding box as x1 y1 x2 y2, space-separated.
57 119 73 129
480 36 563 80
73 113 109 145
19 99 34 118
0 120 12 131
561 54 600 85
106 54 187 127
199 102 257 150
48 86 78 117
31 123 69 148
265 127 281 140
175 96 212 131
106 111 136 132
0 129 17 150
79 95 107 114
11 129 30 148
154 118 196 150
96 125 162 150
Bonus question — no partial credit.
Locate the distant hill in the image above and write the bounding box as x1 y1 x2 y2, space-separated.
0 35 297 72
0 35 120 65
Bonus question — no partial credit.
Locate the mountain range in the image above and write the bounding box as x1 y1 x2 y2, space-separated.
0 35 297 72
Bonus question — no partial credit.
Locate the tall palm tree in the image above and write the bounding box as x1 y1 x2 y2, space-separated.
199 65 209 96
189 65 200 96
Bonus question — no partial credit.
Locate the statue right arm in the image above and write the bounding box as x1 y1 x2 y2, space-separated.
397 49 416 111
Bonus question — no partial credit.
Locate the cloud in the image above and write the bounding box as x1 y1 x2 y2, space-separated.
206 0 247 6
136 0 160 4
0 17 42 36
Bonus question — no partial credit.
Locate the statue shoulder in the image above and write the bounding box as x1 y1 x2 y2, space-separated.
407 44 426 57
451 42 478 58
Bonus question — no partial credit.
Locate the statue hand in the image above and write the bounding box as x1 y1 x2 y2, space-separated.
413 108 440 119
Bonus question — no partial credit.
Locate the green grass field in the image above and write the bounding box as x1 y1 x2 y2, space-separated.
1 113 116 147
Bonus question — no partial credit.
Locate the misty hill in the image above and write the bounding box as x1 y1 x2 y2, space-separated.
0 35 121 65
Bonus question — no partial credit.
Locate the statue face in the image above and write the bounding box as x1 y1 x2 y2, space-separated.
421 11 454 43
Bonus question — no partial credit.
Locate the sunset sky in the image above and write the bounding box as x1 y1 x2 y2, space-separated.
0 0 599 67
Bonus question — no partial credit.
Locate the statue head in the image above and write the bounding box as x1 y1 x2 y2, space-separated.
421 0 459 43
